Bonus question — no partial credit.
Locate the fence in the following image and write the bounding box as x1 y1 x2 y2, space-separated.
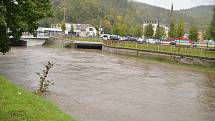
103 41 215 59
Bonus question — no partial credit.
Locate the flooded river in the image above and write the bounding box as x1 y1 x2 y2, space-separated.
0 46 215 121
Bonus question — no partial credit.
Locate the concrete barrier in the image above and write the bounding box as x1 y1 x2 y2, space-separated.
102 45 215 68
10 39 27 46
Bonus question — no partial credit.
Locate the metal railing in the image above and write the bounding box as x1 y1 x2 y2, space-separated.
103 41 215 59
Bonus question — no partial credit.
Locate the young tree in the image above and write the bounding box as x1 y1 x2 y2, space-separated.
131 26 143 37
208 7 215 41
0 0 52 54
103 19 112 34
155 25 166 39
144 24 154 38
189 25 198 42
175 19 185 39
205 27 211 47
112 24 120 35
61 22 66 34
168 20 176 38
112 16 129 36
119 23 129 36
205 27 211 40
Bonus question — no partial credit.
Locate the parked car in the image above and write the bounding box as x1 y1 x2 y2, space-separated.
119 36 127 41
191 42 197 47
137 38 145 43
102 34 110 40
127 36 137 42
146 39 160 44
154 39 161 44
169 40 176 45
109 35 119 40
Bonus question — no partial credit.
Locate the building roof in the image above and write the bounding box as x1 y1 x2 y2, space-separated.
37 27 62 32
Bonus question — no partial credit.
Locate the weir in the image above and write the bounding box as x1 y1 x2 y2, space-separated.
72 41 102 49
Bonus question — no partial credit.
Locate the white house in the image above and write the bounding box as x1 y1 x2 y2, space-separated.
51 23 71 35
143 20 169 38
73 24 97 37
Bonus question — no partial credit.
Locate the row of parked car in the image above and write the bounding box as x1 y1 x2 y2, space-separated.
101 34 162 44
137 38 161 44
101 34 137 41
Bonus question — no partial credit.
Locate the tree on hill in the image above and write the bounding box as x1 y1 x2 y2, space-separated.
0 0 52 54
143 24 154 38
189 25 199 42
155 25 166 39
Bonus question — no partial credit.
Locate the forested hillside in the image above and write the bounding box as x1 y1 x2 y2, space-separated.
39 0 214 31
178 5 214 29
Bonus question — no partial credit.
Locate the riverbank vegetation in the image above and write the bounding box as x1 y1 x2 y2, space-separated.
0 75 76 121
36 61 55 95
0 0 52 54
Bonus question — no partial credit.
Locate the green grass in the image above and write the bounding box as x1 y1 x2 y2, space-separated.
67 37 102 42
104 41 215 59
0 75 76 121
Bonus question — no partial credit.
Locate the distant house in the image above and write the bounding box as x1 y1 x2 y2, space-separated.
143 20 169 38
73 24 97 37
51 23 71 35
36 27 62 37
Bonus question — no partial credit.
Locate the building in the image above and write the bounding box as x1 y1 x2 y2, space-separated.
73 24 97 37
51 23 71 35
51 23 97 37
143 20 169 38
36 27 63 37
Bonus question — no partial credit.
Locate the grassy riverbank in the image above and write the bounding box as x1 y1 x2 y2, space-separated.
0 75 76 121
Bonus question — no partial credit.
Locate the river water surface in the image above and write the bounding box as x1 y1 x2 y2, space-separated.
0 46 215 121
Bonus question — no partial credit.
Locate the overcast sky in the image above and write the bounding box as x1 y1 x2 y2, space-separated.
133 0 215 10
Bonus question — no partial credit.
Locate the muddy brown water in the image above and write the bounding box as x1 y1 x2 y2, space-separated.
0 46 215 121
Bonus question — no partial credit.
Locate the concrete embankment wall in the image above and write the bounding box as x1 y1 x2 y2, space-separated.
102 45 215 68
10 39 27 46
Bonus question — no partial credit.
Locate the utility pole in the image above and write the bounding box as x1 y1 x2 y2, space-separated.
98 17 103 35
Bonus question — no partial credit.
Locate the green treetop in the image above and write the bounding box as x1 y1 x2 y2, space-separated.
175 19 185 39
189 25 199 42
208 7 215 41
155 24 166 39
0 0 52 54
168 20 176 38
143 24 154 38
